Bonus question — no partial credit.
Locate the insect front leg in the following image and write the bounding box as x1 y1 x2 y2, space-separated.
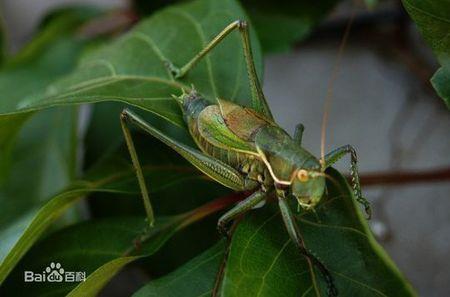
120 112 155 227
166 20 272 119
294 123 305 145
217 189 269 237
324 145 371 218
278 196 337 297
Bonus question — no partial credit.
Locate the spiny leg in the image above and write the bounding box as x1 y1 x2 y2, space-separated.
294 123 305 145
213 190 269 296
120 113 154 227
167 20 272 119
324 144 371 218
278 197 337 297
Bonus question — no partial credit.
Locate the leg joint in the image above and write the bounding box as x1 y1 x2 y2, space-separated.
120 109 131 121
237 20 247 30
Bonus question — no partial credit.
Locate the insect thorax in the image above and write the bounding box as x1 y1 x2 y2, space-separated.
254 125 321 183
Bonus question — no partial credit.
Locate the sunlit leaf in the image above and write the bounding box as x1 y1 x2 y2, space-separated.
137 169 416 296
1 0 263 128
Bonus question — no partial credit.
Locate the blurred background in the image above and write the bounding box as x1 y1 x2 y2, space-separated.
1 0 449 296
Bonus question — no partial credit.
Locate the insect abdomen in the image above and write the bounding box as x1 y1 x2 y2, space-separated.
189 118 246 168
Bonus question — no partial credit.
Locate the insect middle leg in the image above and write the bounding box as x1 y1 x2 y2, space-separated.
324 144 371 218
166 20 272 118
294 123 305 145
217 189 269 237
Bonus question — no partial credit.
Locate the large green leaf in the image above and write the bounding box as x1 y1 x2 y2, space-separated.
1 0 263 128
136 169 416 296
0 137 211 284
131 0 350 53
1 213 221 297
402 0 450 108
134 241 225 297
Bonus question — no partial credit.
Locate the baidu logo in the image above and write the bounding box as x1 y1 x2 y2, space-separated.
24 262 86 283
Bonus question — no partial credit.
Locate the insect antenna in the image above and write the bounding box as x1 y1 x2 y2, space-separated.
320 5 356 169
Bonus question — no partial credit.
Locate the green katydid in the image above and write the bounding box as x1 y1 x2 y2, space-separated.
120 20 371 297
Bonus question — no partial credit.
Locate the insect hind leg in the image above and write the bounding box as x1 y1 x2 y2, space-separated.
120 111 155 227
121 108 248 192
165 20 272 119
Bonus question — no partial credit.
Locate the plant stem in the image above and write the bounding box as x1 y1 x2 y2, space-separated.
355 167 450 186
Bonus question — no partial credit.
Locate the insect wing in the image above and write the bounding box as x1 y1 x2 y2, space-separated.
197 105 257 155
217 98 273 140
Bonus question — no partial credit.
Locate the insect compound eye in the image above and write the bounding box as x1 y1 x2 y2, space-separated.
297 169 309 182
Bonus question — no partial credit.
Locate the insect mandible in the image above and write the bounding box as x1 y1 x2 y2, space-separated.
119 20 371 297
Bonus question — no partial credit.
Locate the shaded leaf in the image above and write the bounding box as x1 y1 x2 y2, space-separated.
2 195 239 296
0 8 109 283
134 241 225 297
402 0 450 107
0 141 208 284
2 216 174 296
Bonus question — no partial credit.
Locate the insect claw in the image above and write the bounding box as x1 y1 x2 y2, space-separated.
171 94 183 105
217 221 232 239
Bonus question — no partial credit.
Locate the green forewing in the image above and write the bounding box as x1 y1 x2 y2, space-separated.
217 98 272 139
197 105 257 154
